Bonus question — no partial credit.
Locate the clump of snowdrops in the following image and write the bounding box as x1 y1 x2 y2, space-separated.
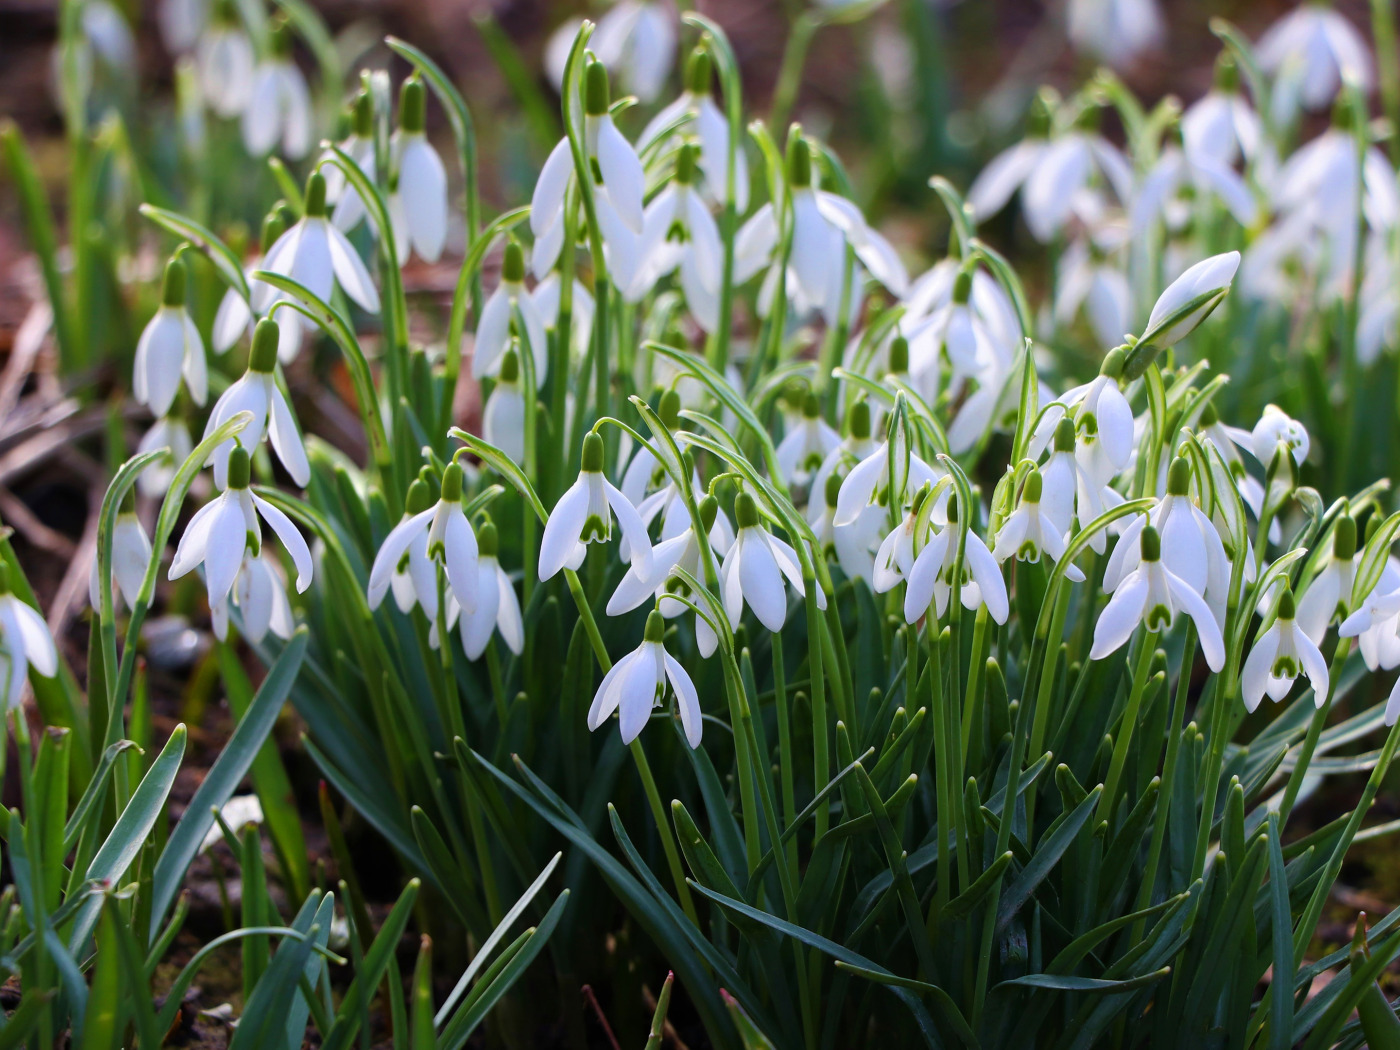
8 0 1400 1046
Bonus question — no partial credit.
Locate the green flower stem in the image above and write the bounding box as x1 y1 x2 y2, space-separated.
628 738 699 926
1096 631 1160 825
484 642 509 734
1375 0 1400 166
960 606 990 764
923 619 954 921
769 12 817 137
771 629 797 869
804 579 831 839
1277 638 1353 827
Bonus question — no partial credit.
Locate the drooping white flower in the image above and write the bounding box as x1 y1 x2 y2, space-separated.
473 242 549 380
1141 250 1241 349
367 461 480 615
1020 111 1134 243
639 48 748 210
1038 417 1110 553
136 416 194 500
1294 514 1357 644
328 92 378 233
0 562 58 712
1055 233 1131 349
169 445 313 614
531 270 595 360
583 58 646 238
1033 351 1134 488
776 390 840 490
203 319 309 489
1257 3 1371 124
376 476 442 620
88 496 152 612
1181 53 1265 170
240 22 312 159
199 795 264 853
1242 586 1330 712
906 269 1016 404
588 608 702 747
627 143 723 328
586 1 678 104
388 77 448 264
967 94 1052 223
1131 135 1257 240
884 491 1007 625
1091 525 1226 670
213 210 303 364
1339 558 1400 673
1066 0 1163 68
1196 400 1270 528
256 171 381 315
134 258 208 417
196 0 253 117
834 413 941 529
1251 404 1309 468
811 401 878 513
210 550 296 644
159 0 206 54
719 491 825 633
457 521 524 660
540 433 652 581
811 470 884 589
482 349 526 465
992 469 1086 582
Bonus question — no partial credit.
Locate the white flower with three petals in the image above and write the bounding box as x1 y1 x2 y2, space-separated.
134 258 208 417
540 433 652 581
368 462 481 615
992 469 1086 582
89 497 152 613
588 608 702 748
0 564 59 710
1242 586 1329 712
719 492 825 633
240 22 312 159
210 551 296 644
473 241 550 380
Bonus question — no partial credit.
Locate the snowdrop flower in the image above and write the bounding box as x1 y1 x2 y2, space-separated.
213 209 302 364
1066 0 1163 68
812 472 883 588
531 270 595 359
1055 232 1131 349
540 433 652 581
889 492 1007 625
389 77 448 264
211 551 295 643
1140 250 1240 349
241 21 312 159
378 476 442 619
136 417 194 500
160 0 206 54
256 172 381 315
588 608 702 747
0 563 57 712
1091 525 1226 670
1033 349 1134 487
627 143 723 327
811 401 878 512
169 445 313 615
1251 404 1309 468
834 401 941 528
1039 417 1109 552
88 492 151 612
1104 458 1231 621
196 0 253 117
583 57 647 237
1358 244 1399 366
199 795 263 854
1181 54 1264 170
907 270 1014 401
473 242 549 380
993 469 1085 582
776 390 840 490
368 460 480 614
1295 514 1357 644
482 349 526 465
589 1 678 104
135 258 208 417
640 48 748 210
720 492 824 632
458 521 523 661
1197 400 1269 525
1242 585 1329 712
1020 109 1134 243
203 319 310 489
329 92 378 232
1339 559 1400 673
967 93 1052 223
1131 129 1257 239
1257 3 1370 123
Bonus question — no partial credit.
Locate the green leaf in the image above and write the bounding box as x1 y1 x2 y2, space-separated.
320 879 422 1050
138 203 251 301
148 631 307 939
995 785 1103 936
993 970 1171 994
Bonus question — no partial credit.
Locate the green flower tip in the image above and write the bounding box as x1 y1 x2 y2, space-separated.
304 171 328 218
440 461 464 502
952 268 973 305
261 209 287 254
250 318 280 372
269 18 291 55
1214 52 1239 93
353 90 373 137
1140 524 1161 562
1277 585 1296 621
581 431 605 473
1073 101 1101 132
644 608 666 643
399 76 426 134
213 0 239 26
584 58 610 117
1100 346 1126 379
802 389 821 419
946 492 960 524
911 481 931 515
824 471 842 509
659 388 682 428
405 476 434 514
1053 416 1077 453
1199 399 1218 427
0 560 10 595
676 141 699 185
1166 456 1191 497
888 336 909 374
685 47 711 95
734 491 759 529
478 518 498 557
161 257 187 308
228 445 252 489
499 348 520 383
1027 90 1054 137
849 399 871 440
785 135 811 189
502 240 525 283
119 487 137 515
1334 514 1357 560
699 494 719 532
1023 469 1043 503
